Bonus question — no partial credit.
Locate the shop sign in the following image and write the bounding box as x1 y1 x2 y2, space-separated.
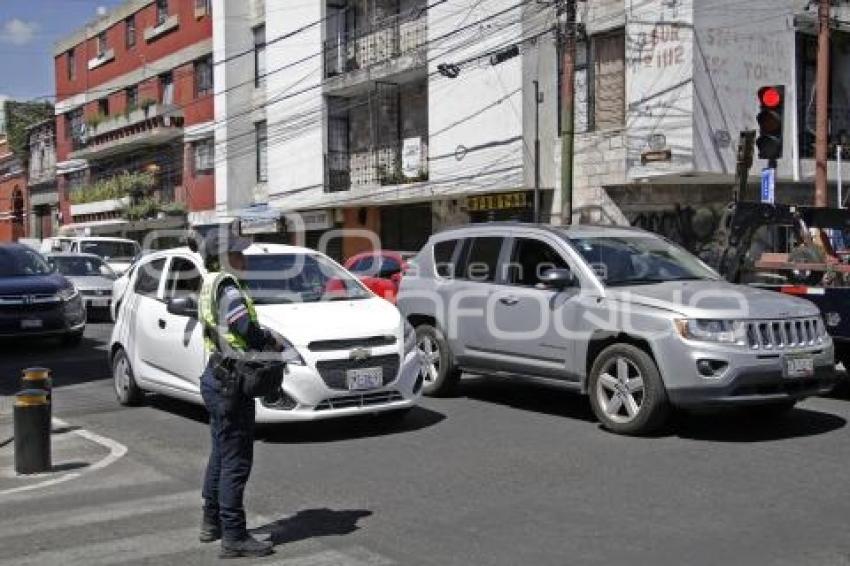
287 209 333 232
402 137 422 179
239 205 281 235
466 191 530 213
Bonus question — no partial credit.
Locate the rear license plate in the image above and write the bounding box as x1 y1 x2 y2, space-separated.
346 367 382 391
21 319 43 330
784 355 814 378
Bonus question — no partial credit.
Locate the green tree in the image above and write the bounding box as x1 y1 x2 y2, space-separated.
3 101 55 163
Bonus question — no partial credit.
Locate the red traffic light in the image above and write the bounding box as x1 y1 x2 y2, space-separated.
759 87 782 109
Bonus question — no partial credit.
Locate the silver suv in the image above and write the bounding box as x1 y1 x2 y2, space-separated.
398 223 836 435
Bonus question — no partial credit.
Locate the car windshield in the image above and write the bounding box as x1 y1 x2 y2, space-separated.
348 255 402 277
570 235 718 286
0 247 53 277
49 256 116 278
243 254 372 304
80 241 139 261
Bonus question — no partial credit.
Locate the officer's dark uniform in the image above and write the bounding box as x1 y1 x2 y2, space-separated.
198 233 275 558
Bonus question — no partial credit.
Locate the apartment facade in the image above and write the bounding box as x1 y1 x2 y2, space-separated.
53 0 214 239
0 138 27 242
214 0 530 259
26 120 59 239
524 0 850 253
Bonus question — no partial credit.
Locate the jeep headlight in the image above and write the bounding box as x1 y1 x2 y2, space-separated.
403 320 416 355
674 319 747 345
279 336 306 366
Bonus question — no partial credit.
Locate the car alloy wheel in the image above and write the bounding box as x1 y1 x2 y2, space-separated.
595 356 645 424
114 354 131 399
112 348 143 406
417 334 441 384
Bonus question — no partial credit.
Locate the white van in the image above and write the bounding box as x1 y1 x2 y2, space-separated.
41 237 141 275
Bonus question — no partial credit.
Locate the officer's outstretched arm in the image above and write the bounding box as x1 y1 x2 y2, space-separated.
222 287 271 351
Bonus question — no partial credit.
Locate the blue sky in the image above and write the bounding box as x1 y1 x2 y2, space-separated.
0 0 126 101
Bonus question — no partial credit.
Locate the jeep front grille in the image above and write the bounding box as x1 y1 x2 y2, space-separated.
746 318 824 350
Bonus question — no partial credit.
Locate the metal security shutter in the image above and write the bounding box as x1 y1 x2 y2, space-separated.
593 30 625 130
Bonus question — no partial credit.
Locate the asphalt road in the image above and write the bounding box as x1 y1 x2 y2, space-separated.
1 323 850 565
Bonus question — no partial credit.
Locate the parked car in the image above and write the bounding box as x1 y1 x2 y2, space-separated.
41 237 140 275
344 251 416 303
109 244 423 423
46 253 116 317
0 244 86 345
398 223 836 436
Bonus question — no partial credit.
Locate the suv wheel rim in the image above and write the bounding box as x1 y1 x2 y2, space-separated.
596 356 644 424
417 335 441 383
114 356 129 397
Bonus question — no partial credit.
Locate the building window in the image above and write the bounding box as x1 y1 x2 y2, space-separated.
193 138 215 173
195 0 212 15
66 108 84 144
98 98 109 117
126 16 136 48
160 71 174 105
97 31 108 57
156 0 169 26
256 121 268 183
254 25 266 87
194 56 213 97
591 29 625 131
67 49 76 81
126 85 139 110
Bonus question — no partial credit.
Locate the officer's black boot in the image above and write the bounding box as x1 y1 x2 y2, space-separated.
220 534 274 558
199 513 221 543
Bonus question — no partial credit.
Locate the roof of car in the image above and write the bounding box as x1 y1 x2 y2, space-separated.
433 222 649 239
141 243 324 262
46 252 105 260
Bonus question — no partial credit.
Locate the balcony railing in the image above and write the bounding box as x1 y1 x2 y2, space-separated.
325 143 428 192
325 12 427 77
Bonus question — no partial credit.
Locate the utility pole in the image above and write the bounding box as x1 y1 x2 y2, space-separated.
559 0 577 225
734 131 756 202
815 0 830 207
533 80 542 223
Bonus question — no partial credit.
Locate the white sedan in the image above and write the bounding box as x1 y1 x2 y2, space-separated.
109 244 423 423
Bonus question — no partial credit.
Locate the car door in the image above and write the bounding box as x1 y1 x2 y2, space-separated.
445 235 510 370
126 257 170 389
152 256 206 394
488 236 584 380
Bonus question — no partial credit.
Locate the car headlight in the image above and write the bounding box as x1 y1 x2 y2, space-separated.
403 320 416 355
674 319 747 345
57 285 79 302
279 337 306 366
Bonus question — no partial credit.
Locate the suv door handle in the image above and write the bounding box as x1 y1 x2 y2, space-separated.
499 296 519 306
158 319 166 329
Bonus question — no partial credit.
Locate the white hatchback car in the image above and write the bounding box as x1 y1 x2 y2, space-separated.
109 244 423 423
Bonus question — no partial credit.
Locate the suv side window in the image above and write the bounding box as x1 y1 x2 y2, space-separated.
164 257 202 301
134 258 166 299
462 237 504 282
433 239 459 278
506 238 570 287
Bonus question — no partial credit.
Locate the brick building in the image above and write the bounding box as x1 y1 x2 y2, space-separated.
54 0 214 240
0 138 27 242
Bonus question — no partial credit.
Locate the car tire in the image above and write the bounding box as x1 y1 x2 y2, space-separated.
588 344 670 436
62 331 84 347
113 348 144 406
750 400 797 418
835 344 850 373
415 323 460 397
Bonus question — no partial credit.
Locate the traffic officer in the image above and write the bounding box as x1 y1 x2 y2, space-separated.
197 229 277 559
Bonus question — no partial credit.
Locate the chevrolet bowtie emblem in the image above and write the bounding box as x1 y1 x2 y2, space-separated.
349 347 372 361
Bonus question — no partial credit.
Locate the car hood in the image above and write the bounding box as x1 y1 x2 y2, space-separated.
66 275 114 291
254 297 401 347
0 273 68 295
605 280 819 319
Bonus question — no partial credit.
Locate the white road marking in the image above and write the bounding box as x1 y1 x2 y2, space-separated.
0 417 127 498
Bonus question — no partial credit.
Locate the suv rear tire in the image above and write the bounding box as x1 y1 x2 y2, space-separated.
415 323 460 397
588 343 670 436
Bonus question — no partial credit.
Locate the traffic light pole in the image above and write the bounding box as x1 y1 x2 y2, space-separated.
734 131 756 202
815 0 830 207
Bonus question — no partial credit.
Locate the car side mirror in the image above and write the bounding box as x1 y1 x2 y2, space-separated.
167 296 199 318
539 268 576 289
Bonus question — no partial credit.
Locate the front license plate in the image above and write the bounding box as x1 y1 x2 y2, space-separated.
346 367 383 391
88 299 110 308
21 319 43 330
784 356 814 378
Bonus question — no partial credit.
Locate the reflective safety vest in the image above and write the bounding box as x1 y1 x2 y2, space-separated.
198 271 259 353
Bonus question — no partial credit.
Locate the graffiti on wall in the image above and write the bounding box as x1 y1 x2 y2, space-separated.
628 204 723 255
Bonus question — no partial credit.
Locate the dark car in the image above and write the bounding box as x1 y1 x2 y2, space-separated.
0 244 86 346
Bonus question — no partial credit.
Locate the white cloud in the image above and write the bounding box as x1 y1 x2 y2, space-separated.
0 19 39 46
